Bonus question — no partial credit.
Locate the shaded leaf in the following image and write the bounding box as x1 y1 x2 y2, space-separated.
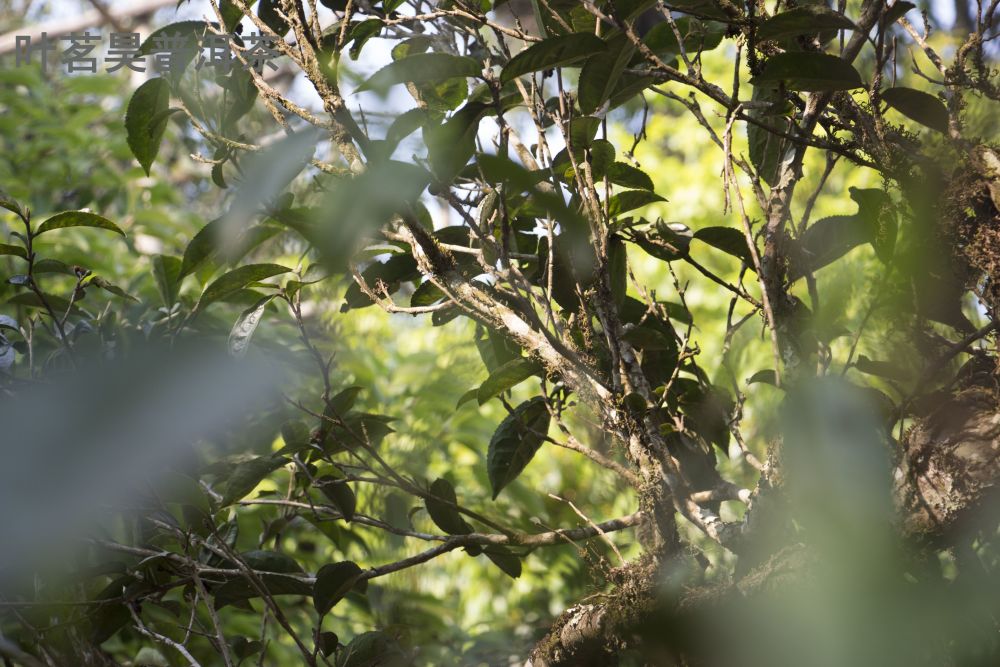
501 33 606 84
0 243 26 260
753 53 863 91
609 190 667 217
220 456 286 506
484 546 522 579
757 6 855 40
314 561 364 615
487 397 550 499
693 226 754 265
882 87 949 133
425 478 473 535
151 255 182 306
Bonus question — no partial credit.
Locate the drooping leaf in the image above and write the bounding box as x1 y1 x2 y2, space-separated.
313 561 364 615
487 396 550 500
125 78 173 176
484 546 522 579
35 211 126 238
228 295 275 357
425 478 473 535
747 83 793 185
884 1 916 24
196 264 290 311
356 53 480 92
881 87 949 133
477 358 543 405
501 33 607 85
752 53 863 92
608 233 628 305
317 475 357 522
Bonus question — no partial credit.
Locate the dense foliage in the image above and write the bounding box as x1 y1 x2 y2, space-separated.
2 0 1000 665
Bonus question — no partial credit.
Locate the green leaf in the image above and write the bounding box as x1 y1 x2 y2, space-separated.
220 456 286 506
138 22 211 84
609 190 667 217
180 218 223 278
477 358 543 405
854 355 910 383
6 292 82 315
213 573 310 610
313 561 364 615
0 193 25 219
850 187 896 264
757 6 855 41
426 478 473 535
338 631 407 667
228 295 275 357
747 83 793 185
241 550 304 574
752 53 863 92
316 631 339 657
487 397 550 500
484 546 522 579
501 33 606 85
632 220 692 262
884 1 916 24
643 18 725 56
125 78 173 176
151 255 182 306
578 35 635 114
790 215 868 280
747 369 778 386
456 387 479 409
0 243 27 259
356 53 480 92
196 264 290 311
411 280 445 307
609 233 628 306
35 211 126 238
89 277 139 302
258 0 290 36
881 87 949 133
607 162 654 191
317 475 357 521
693 226 754 265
